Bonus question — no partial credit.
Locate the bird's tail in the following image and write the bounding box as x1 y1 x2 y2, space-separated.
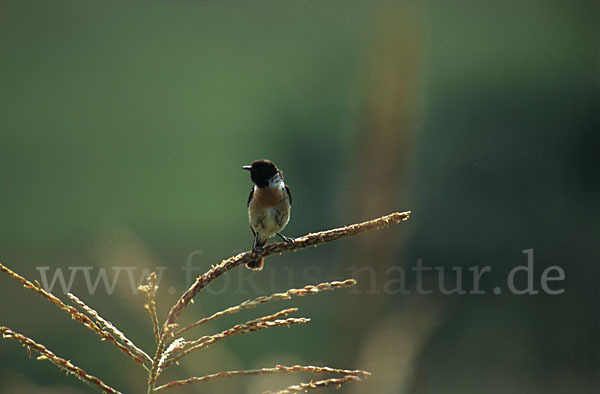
247 236 266 270
246 257 265 271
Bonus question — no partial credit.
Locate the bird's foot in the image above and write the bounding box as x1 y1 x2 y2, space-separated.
277 233 295 245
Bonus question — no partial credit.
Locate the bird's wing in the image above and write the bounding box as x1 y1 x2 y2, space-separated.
285 185 292 205
247 187 254 207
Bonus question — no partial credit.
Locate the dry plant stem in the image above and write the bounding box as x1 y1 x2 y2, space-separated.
154 365 370 391
266 375 361 394
1 211 407 393
175 279 356 336
67 293 153 367
158 308 297 372
175 307 298 354
162 315 310 369
139 272 161 344
1 326 121 394
148 334 168 389
163 211 410 333
0 263 146 367
151 212 408 391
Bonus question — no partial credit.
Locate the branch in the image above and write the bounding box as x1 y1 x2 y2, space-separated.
148 335 168 388
0 263 147 367
265 375 362 394
163 211 410 332
161 310 309 369
1 326 121 394
139 272 161 344
174 279 356 336
67 293 153 367
154 364 370 391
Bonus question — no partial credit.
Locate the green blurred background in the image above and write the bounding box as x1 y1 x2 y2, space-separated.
1 0 598 393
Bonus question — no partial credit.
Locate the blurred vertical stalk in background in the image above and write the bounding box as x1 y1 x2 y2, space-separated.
336 2 443 393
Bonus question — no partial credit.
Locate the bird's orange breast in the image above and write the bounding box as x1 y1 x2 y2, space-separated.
251 187 286 208
248 186 291 239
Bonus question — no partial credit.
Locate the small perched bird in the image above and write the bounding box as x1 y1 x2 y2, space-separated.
243 159 294 270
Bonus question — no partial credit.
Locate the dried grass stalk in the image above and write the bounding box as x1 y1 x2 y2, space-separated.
1 211 407 393
265 375 362 393
148 334 168 387
139 272 161 344
0 263 146 367
154 364 370 391
67 292 153 366
163 211 410 333
175 279 356 336
162 312 310 369
167 308 300 361
0 326 121 394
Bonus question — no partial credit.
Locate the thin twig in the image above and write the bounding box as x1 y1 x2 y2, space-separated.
139 272 161 344
162 312 309 369
67 293 153 367
265 375 362 393
154 364 370 391
174 279 356 336
166 308 300 363
1 326 121 394
148 333 168 389
163 211 410 333
0 263 147 367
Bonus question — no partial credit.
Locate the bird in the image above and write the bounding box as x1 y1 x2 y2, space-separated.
242 159 294 270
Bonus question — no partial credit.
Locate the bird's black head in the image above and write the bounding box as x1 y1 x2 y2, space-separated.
242 159 281 187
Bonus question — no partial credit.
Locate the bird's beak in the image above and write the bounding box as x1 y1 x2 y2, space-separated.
242 165 252 171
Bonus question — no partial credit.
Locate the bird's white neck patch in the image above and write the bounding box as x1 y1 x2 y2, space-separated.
267 173 284 189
